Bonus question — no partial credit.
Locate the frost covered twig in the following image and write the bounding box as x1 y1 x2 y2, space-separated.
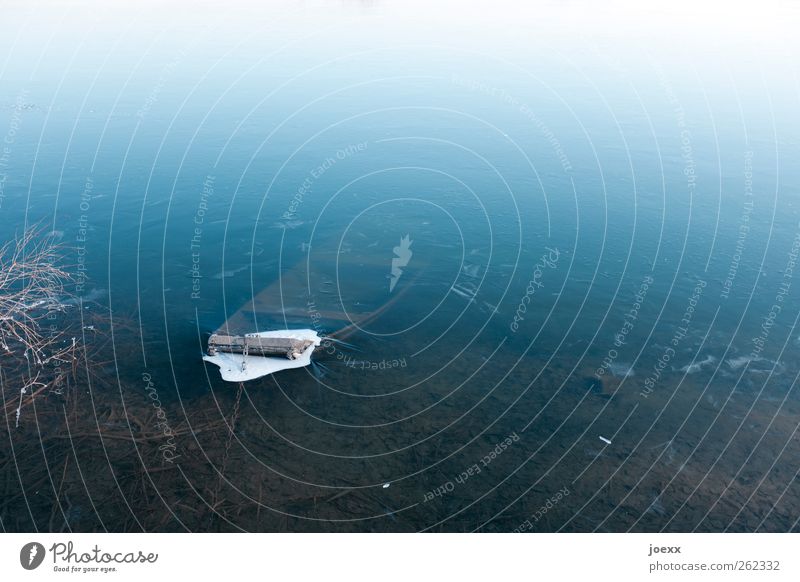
0 227 81 425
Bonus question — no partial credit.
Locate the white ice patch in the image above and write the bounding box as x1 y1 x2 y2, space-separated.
726 355 768 370
63 287 107 306
608 362 635 378
680 355 716 374
461 263 481 278
203 329 321 382
724 355 784 375
450 282 478 302
212 265 248 279
272 218 305 230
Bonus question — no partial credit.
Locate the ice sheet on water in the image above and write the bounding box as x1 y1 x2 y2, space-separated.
461 263 481 278
726 355 783 374
202 329 321 382
63 288 107 306
608 362 635 378
450 281 478 302
212 265 249 279
272 218 305 230
727 356 759 370
679 354 716 374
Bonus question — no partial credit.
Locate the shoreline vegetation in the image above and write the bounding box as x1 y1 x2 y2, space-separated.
1 227 84 427
0 228 246 532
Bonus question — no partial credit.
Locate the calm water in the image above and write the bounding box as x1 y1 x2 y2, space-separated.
2 0 800 531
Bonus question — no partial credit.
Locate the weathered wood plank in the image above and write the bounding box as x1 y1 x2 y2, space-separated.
207 334 314 359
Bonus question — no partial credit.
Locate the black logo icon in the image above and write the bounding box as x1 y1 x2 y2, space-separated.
20 542 46 570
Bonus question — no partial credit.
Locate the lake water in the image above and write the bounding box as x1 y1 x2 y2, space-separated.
2 0 799 531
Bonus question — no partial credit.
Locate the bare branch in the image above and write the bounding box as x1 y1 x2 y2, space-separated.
0 226 81 425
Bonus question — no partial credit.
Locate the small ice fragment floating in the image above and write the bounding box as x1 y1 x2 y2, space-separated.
203 330 321 382
450 281 477 302
598 436 612 445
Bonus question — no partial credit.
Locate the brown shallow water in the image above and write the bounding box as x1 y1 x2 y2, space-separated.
3 311 798 533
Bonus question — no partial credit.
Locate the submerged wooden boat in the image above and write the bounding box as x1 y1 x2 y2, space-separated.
204 243 419 381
